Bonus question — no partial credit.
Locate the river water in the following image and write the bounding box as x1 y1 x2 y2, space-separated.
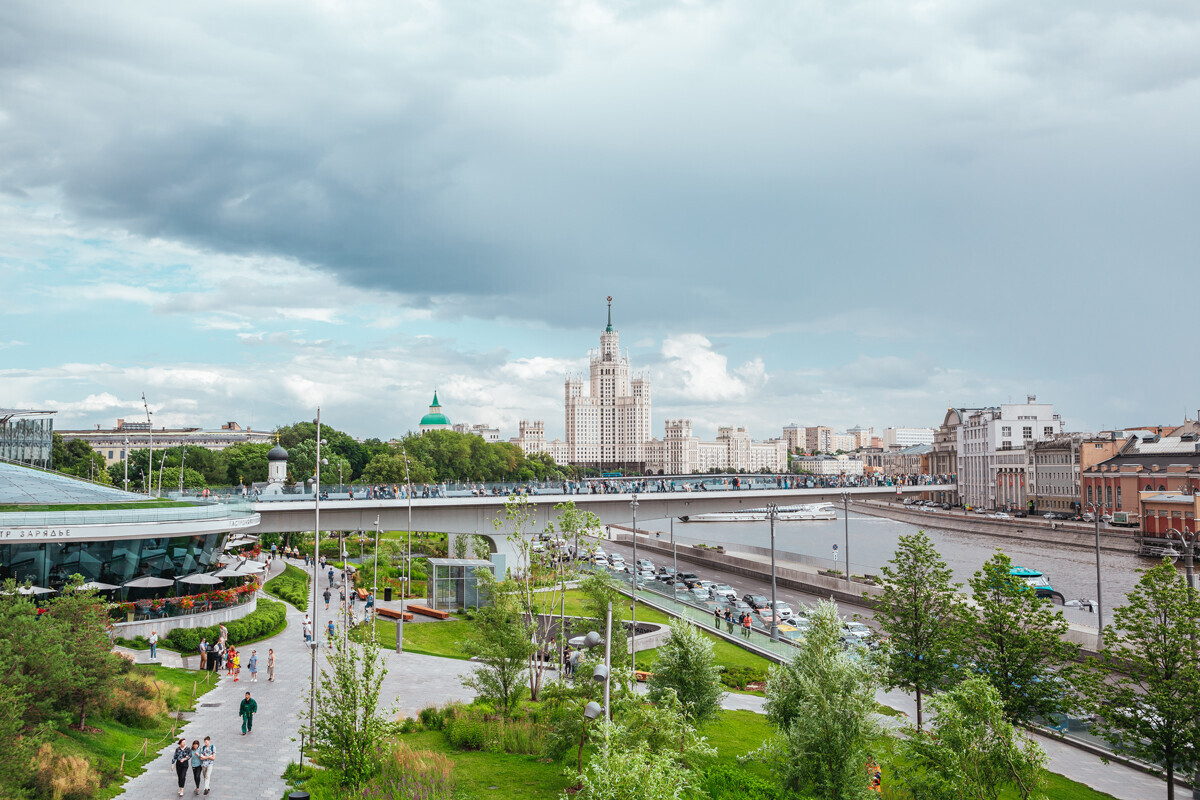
639 511 1150 628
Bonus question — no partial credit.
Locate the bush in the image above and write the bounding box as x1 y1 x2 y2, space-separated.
106 672 172 726
363 741 455 800
418 706 446 731
264 564 311 610
439 704 546 756
31 745 99 800
164 599 287 653
700 764 782 800
720 665 767 690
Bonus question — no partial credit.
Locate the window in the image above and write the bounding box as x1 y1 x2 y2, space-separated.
1044 427 1054 437
1002 426 1011 437
1116 487 1122 508
1106 486 1112 505
1023 427 1033 439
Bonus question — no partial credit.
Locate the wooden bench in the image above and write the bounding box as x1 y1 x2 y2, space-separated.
375 608 414 622
356 588 369 600
408 604 451 620
633 670 653 683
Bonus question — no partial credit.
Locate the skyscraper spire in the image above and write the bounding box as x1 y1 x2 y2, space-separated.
606 295 613 333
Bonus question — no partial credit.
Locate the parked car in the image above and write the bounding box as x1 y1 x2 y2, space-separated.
690 586 711 602
669 580 688 593
756 607 777 626
843 621 875 647
711 584 737 600
593 556 609 568
696 580 716 592
743 594 769 609
636 558 655 571
679 573 702 589
656 565 676 577
723 598 753 616
993 512 1011 520
777 623 804 643
770 601 795 621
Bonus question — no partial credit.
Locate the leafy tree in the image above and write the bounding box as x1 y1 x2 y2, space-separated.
545 501 601 569
0 681 44 797
304 635 392 789
157 466 208 490
647 621 726 736
51 434 111 484
221 442 272 485
966 552 1080 724
899 675 1046 800
460 571 534 716
763 599 884 800
1089 559 1200 800
876 530 968 729
574 715 706 800
0 584 69 725
575 568 634 689
360 452 435 485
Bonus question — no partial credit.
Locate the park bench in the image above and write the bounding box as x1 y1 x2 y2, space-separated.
375 607 414 622
356 588 369 600
633 670 653 683
408 604 451 620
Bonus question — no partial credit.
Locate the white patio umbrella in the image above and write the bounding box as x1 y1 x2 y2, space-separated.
122 576 175 589
16 585 53 595
79 580 120 591
176 573 225 586
209 567 242 579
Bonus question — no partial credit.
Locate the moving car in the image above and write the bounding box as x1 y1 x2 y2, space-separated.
690 586 711 602
609 554 626 569
711 584 737 600
769 601 795 621
743 594 769 609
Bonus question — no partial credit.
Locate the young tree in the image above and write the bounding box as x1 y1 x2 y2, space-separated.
545 501 601 570
899 675 1047 800
573 709 710 800
647 621 726 737
460 571 534 716
1090 559 1200 800
967 551 1080 724
763 599 884 800
304 635 392 789
876 530 968 729
48 578 124 730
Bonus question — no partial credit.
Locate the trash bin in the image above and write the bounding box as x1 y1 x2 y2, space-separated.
384 587 392 602
288 793 310 800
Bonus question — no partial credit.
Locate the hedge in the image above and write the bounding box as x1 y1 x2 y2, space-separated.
165 598 288 653
264 563 311 610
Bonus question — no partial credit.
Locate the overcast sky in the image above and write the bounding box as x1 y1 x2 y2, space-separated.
3 1 1199 441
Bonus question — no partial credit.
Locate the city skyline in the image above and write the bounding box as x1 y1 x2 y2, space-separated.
4 2 1200 439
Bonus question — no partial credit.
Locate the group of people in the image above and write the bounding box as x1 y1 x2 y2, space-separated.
169 691 259 795
713 606 755 638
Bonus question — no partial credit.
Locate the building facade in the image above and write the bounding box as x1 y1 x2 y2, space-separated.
782 424 804 453
792 454 865 477
1082 431 1200 526
804 426 833 453
863 444 932 478
644 420 787 474
1025 434 1088 515
882 427 935 450
59 419 273 466
957 397 1064 510
452 422 501 442
418 393 452 434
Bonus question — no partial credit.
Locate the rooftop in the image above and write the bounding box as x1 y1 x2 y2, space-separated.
0 461 151 506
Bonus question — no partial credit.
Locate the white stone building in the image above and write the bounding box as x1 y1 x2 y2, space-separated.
792 454 865 476
644 420 787 474
882 427 936 450
452 422 501 442
58 419 274 466
957 396 1064 510
510 420 570 464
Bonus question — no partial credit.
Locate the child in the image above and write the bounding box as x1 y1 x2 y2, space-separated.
248 650 258 682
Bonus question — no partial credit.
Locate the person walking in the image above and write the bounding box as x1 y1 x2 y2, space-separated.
742 612 752 639
198 736 215 795
303 618 313 644
724 609 734 634
239 691 257 735
323 587 331 611
230 648 240 681
326 619 335 644
267 648 275 682
327 567 334 587
248 650 258 682
218 623 228 647
714 607 721 629
198 638 208 670
149 629 159 661
170 738 191 796
189 738 203 794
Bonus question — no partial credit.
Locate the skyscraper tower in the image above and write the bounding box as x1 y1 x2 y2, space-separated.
564 297 651 471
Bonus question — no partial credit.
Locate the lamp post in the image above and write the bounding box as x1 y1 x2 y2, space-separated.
373 516 380 645
178 446 187 496
142 393 153 495
303 407 325 771
671 515 678 598
768 503 779 641
1087 501 1106 644
630 494 638 675
841 491 851 585
123 435 129 491
399 445 414 653
157 451 169 497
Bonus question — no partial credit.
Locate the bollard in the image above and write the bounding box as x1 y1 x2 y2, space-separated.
119 753 125 775
396 619 402 654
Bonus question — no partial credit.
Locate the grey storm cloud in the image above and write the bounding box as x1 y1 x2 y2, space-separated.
3 0 1200 362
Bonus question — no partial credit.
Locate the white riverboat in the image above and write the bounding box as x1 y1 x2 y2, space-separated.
680 503 838 523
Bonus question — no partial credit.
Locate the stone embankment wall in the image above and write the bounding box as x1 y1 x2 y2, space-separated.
853 501 1139 555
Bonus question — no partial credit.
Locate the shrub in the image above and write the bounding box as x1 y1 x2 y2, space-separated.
164 599 287 653
363 741 455 800
399 717 418 734
700 764 782 800
720 665 767 690
444 716 487 750
106 672 171 726
418 706 445 731
32 745 99 800
264 564 311 610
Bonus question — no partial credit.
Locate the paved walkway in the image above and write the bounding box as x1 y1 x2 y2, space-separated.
118 558 316 800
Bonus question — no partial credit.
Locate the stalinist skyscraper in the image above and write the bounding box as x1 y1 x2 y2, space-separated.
564 297 651 471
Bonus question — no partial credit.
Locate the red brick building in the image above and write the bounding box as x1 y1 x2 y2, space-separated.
1139 491 1200 537
1081 431 1200 532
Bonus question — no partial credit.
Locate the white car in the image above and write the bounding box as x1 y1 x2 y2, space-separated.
711 584 737 600
770 601 795 621
843 621 873 644
690 586 711 602
636 558 655 571
593 556 609 569
994 512 1011 520
609 554 626 568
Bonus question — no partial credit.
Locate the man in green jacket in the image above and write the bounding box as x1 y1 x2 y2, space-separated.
239 692 257 735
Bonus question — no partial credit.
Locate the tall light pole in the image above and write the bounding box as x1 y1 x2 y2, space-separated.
304 407 325 770
157 451 169 497
841 491 851 585
123 435 129 491
1087 501 1106 644
141 393 153 495
178 446 187 496
398 444 413 653
630 493 638 674
671 516 678 598
373 516 380 645
768 503 779 641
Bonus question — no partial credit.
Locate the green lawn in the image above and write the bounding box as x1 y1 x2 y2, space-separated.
54 664 218 800
356 618 473 659
397 730 574 800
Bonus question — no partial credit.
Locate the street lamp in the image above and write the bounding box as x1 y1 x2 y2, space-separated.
671 515 678 598
302 408 325 771
373 515 380 645
841 491 851 585
398 444 414 653
768 503 779 641
1087 501 1106 644
630 494 639 674
1164 525 1200 800
178 446 187 496
142 393 153 496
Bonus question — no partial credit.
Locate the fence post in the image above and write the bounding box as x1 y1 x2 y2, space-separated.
119 753 125 775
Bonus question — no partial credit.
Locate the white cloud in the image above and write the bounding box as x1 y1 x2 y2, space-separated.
658 334 767 403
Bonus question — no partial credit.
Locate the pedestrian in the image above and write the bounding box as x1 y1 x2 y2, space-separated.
198 736 215 795
303 619 313 643
714 607 721 629
328 567 334 587
742 612 752 639
239 691 257 735
327 619 335 642
323 587 331 611
725 609 733 634
198 638 208 670
189 738 203 794
170 738 191 796
248 650 258 682
210 643 223 673
149 629 159 661
267 648 275 682
218 623 228 646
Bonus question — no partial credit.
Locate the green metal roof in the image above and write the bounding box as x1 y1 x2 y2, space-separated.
420 412 450 426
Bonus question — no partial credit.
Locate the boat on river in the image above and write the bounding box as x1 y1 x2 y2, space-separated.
1010 566 1066 604
680 503 838 523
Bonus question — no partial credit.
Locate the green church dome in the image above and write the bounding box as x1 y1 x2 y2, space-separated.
419 391 450 428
